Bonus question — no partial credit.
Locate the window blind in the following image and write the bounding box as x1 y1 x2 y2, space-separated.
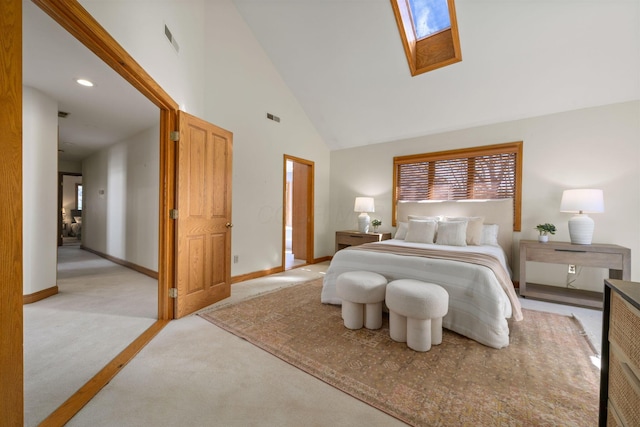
393 142 522 230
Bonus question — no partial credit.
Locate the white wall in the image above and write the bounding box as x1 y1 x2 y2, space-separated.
202 0 332 274
79 0 333 276
83 126 160 271
330 101 640 291
23 86 58 295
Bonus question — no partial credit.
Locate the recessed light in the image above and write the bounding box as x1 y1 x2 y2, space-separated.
76 78 94 87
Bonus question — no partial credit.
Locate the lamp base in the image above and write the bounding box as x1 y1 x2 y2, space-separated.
358 212 370 233
568 214 594 245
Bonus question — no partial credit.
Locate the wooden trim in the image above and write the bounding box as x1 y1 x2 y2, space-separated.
232 256 330 285
232 266 284 284
158 108 176 320
81 246 159 279
32 0 178 322
0 0 24 423
390 0 462 76
282 155 315 271
23 286 59 304
392 141 523 231
39 320 169 427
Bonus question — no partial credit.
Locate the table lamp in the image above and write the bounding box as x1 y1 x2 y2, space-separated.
560 189 604 245
354 197 375 233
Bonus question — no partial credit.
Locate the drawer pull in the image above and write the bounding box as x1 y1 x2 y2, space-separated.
349 235 364 238
555 249 587 253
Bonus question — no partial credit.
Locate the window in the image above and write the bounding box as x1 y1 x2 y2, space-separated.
393 142 523 230
391 0 462 76
75 183 83 211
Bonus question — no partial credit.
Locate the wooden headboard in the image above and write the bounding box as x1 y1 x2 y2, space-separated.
396 199 514 264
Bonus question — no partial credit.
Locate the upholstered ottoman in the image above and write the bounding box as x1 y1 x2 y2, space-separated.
336 271 388 330
385 280 449 352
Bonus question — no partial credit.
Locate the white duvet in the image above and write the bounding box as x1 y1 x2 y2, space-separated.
321 239 519 349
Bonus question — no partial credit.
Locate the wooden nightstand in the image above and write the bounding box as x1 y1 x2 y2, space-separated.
335 230 392 252
519 240 631 309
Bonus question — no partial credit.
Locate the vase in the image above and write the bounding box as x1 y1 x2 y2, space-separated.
538 235 549 243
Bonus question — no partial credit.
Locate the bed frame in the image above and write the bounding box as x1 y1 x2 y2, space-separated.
396 199 514 264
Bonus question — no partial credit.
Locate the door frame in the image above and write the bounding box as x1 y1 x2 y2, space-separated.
282 154 314 270
32 0 177 321
2 0 178 423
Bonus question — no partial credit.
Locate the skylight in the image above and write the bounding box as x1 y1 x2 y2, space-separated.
391 0 462 76
408 0 451 39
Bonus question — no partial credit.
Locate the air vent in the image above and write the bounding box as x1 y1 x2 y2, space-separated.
58 111 69 118
164 24 180 53
266 113 281 123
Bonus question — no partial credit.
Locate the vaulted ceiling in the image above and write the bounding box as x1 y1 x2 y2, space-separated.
23 0 640 160
233 0 640 150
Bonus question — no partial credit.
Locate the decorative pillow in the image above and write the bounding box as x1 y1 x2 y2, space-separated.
73 216 82 224
435 220 467 246
394 222 408 240
446 216 484 245
481 224 500 246
405 220 437 244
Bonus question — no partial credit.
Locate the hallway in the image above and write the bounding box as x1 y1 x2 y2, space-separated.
23 245 157 426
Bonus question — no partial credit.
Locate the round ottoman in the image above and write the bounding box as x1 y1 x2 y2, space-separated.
385 279 449 352
336 271 388 330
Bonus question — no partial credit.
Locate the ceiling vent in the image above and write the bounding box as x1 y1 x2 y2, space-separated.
164 24 180 53
58 111 69 118
266 113 280 123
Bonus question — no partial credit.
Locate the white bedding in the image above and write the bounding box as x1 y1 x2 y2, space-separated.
321 239 521 349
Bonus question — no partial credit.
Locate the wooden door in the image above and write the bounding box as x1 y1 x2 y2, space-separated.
175 111 232 318
291 161 309 260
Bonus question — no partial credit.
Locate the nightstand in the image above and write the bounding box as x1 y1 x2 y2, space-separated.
519 240 631 309
335 230 392 252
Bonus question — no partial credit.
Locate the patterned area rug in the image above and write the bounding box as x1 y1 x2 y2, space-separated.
199 278 600 426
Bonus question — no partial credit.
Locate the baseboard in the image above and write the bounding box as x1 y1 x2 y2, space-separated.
80 246 159 279
232 266 283 284
23 285 59 304
231 256 332 284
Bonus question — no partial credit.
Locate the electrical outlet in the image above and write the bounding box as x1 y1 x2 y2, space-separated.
233 255 239 264
568 264 576 274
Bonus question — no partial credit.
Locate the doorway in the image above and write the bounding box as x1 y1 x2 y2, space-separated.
283 155 314 270
58 172 82 247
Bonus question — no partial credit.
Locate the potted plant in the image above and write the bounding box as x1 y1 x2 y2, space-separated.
371 219 382 233
535 223 556 243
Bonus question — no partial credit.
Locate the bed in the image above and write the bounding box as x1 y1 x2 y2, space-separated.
69 209 82 239
321 199 522 349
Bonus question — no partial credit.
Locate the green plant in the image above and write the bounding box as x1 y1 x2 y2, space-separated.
535 223 556 236
371 219 382 227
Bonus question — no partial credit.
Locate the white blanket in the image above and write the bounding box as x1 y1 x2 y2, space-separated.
321 239 521 349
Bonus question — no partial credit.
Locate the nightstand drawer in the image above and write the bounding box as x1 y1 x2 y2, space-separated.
339 233 376 246
335 231 392 252
610 293 640 374
527 247 623 269
608 348 640 427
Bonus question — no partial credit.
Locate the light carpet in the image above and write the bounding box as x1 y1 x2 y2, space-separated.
200 278 599 426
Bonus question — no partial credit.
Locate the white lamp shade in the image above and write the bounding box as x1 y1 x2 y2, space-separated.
354 197 375 213
560 189 604 213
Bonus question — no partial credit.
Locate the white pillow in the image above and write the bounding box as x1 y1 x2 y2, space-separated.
405 220 437 244
481 224 500 246
394 222 408 240
73 216 82 224
435 220 467 246
446 216 484 245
